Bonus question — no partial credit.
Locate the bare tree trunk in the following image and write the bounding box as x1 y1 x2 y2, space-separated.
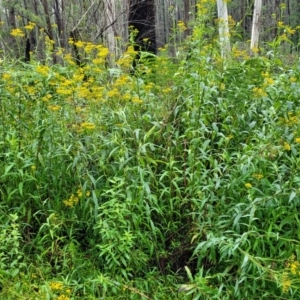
8 7 16 28
155 0 168 48
54 0 66 48
250 0 262 54
183 0 190 38
41 0 57 63
41 0 54 40
105 0 117 56
217 0 231 59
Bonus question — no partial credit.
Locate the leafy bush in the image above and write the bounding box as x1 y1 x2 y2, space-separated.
1 2 300 299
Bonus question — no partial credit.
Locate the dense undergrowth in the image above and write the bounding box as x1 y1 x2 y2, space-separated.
1 2 300 299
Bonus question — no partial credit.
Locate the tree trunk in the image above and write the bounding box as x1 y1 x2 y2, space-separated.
217 0 231 59
250 0 262 54
41 0 57 63
105 0 117 56
54 0 66 48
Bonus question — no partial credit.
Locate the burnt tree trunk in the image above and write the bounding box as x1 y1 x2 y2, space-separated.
128 0 156 54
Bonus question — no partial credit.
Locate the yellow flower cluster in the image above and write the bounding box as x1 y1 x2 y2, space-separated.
245 183 252 189
231 46 250 60
261 72 275 86
50 281 64 291
48 105 62 111
195 0 218 17
63 189 90 207
279 112 299 126
57 295 70 300
36 65 50 77
42 94 52 102
63 193 79 207
277 21 296 35
10 28 25 38
281 254 300 293
177 20 187 32
81 122 96 130
252 173 264 180
0 35 167 139
282 272 291 293
49 281 71 299
2 73 12 80
227 15 236 29
283 142 291 151
252 87 267 98
162 87 172 94
108 88 120 98
114 75 131 88
117 46 138 69
289 260 300 275
132 96 143 104
24 22 36 31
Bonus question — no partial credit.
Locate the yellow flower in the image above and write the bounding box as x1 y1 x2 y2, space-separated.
36 65 50 76
282 272 291 293
177 20 187 32
286 27 296 35
280 3 286 10
48 105 61 111
74 40 85 48
42 94 52 102
63 193 79 207
56 87 73 96
84 42 96 54
295 137 300 143
290 77 297 83
2 73 12 80
162 88 172 93
123 93 131 101
76 189 83 197
96 45 110 58
283 142 291 151
107 88 120 98
252 173 264 180
279 33 288 41
81 122 96 130
264 77 274 85
245 183 252 189
57 295 70 300
24 22 36 31
132 96 143 104
252 87 267 97
49 281 64 291
65 289 71 295
289 261 300 275
10 28 25 38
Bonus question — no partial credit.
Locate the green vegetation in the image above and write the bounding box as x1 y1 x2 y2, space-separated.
1 2 300 299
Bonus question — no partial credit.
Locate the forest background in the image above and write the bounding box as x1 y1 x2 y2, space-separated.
1 0 300 299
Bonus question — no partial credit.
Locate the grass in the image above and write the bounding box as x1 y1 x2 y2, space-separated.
1 3 300 299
